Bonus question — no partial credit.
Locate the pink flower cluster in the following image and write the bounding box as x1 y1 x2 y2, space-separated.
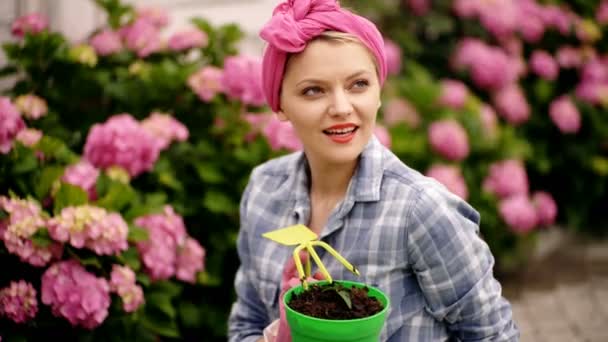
0 196 62 267
0 97 25 154
483 159 529 198
483 160 557 233
168 28 208 51
598 1 608 24
135 206 205 283
382 98 421 128
222 55 266 106
120 18 162 58
141 112 189 150
549 96 581 134
90 29 123 56
426 164 468 200
41 260 110 329
405 0 431 16
575 57 608 106
452 38 519 91
453 0 575 41
428 119 470 161
530 50 559 81
109 265 145 313
15 128 43 147
135 7 169 28
47 205 128 256
14 94 48 120
83 113 160 177
374 125 392 149
261 115 303 151
188 66 224 102
62 160 101 200
479 104 498 139
384 38 402 76
11 13 48 38
0 280 38 324
492 84 531 125
438 79 469 109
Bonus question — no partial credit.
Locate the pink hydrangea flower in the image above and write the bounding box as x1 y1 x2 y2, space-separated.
41 260 110 329
222 55 266 106
175 237 205 284
556 46 583 69
452 0 481 18
598 1 608 24
532 191 558 226
518 0 546 42
188 66 225 102
0 97 26 154
135 206 187 281
0 280 38 324
426 164 468 200
0 196 63 267
241 112 273 142
121 18 162 58
135 7 169 28
47 205 128 256
438 79 469 109
90 29 123 56
141 112 189 150
384 39 402 76
575 81 608 105
452 39 517 90
382 98 420 128
374 124 392 149
483 159 529 199
15 128 42 147
109 265 144 313
62 160 100 200
14 94 48 120
11 13 48 38
492 84 531 125
168 28 208 51
530 50 559 80
549 96 581 134
541 5 574 35
261 116 303 152
499 195 538 234
428 119 470 161
83 113 160 177
478 0 519 39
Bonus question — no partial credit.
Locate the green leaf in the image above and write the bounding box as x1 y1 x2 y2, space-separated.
197 271 221 286
35 136 78 163
127 224 149 243
337 290 353 309
35 166 65 199
117 247 141 272
146 292 177 319
54 182 88 214
195 162 224 184
141 310 180 338
11 144 39 174
149 281 182 298
95 180 136 212
202 190 235 214
31 228 53 248
136 273 150 287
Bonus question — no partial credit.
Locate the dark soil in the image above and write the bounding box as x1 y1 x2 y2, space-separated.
287 283 384 320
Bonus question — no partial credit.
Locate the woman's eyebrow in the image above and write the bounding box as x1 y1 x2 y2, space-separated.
295 70 372 87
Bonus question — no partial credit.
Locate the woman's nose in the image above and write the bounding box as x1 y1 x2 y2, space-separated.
328 90 353 117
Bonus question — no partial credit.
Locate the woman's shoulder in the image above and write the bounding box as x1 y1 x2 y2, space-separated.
250 151 303 178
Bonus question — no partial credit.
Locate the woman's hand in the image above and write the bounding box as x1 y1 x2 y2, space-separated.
274 252 324 342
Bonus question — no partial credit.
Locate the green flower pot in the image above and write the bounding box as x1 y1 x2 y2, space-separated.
283 280 390 342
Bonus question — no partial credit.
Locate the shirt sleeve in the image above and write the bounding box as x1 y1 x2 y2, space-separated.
406 185 520 341
227 180 270 342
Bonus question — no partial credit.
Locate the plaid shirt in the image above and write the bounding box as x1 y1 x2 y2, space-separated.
228 137 519 341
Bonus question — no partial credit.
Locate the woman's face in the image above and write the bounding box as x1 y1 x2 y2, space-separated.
278 39 381 166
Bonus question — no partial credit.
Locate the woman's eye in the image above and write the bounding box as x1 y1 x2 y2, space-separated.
352 79 369 89
302 86 322 96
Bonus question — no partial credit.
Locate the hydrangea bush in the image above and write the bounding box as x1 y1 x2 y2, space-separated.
343 0 608 266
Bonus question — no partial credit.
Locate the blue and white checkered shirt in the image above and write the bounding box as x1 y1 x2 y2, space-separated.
228 137 519 341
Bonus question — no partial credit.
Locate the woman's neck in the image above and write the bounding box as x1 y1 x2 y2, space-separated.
306 155 358 204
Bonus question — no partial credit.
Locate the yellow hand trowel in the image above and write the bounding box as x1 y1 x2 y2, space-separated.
262 224 360 290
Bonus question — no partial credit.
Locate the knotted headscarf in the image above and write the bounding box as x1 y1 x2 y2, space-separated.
260 0 387 112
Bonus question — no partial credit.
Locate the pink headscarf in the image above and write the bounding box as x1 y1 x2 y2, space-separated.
260 0 388 112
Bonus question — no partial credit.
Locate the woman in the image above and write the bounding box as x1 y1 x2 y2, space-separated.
228 1 519 341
